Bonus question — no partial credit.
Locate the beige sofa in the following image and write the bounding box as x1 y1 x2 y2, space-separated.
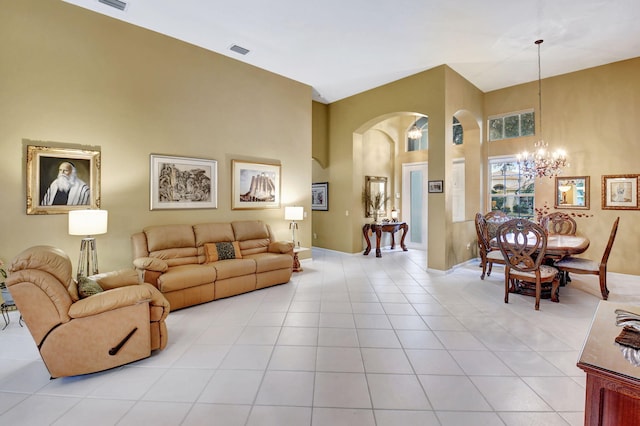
131 220 294 310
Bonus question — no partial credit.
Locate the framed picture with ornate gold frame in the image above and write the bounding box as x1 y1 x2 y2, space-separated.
26 145 101 215
602 174 640 210
231 160 280 209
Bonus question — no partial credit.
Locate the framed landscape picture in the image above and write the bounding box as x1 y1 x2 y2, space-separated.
150 154 217 210
602 174 640 210
428 180 443 193
312 182 329 211
26 144 101 215
231 160 280 209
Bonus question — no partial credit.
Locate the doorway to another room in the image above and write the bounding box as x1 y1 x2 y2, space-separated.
402 162 428 251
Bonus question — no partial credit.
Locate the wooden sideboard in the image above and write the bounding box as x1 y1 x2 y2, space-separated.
578 301 640 425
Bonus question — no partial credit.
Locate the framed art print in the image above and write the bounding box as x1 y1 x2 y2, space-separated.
231 160 280 209
428 180 444 193
26 144 101 215
150 154 217 210
312 182 329 211
602 174 640 210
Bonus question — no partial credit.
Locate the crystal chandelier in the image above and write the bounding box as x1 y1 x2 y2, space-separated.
407 116 422 139
517 40 568 179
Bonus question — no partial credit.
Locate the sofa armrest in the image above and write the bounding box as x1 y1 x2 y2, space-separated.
68 285 154 319
269 241 294 255
133 257 168 272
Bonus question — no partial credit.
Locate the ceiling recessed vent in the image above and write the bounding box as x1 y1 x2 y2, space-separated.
230 45 250 55
98 0 127 11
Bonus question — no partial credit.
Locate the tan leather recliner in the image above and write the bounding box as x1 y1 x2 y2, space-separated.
6 245 169 378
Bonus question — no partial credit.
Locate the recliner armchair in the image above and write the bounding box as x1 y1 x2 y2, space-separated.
6 245 169 378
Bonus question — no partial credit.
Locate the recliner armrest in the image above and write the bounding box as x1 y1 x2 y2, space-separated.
91 269 140 290
133 257 168 272
268 241 294 255
68 285 154 319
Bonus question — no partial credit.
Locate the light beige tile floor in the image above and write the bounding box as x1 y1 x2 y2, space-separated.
1 247 639 425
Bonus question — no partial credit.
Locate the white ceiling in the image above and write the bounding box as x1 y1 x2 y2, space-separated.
62 0 640 103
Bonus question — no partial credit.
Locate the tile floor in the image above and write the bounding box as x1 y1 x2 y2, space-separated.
1 247 639 425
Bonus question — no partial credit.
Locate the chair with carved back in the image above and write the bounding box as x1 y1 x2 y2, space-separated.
474 213 506 279
540 212 577 235
496 218 560 310
484 210 511 240
554 217 620 300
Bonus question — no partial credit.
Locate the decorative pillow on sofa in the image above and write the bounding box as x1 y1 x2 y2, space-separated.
78 276 104 299
205 242 243 262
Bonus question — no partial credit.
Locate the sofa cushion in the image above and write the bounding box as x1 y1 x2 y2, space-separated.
213 259 257 280
156 264 216 292
205 242 243 262
145 224 195 252
244 253 293 273
78 276 103 299
194 223 235 246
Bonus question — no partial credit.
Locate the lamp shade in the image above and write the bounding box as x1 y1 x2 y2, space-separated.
68 210 108 236
284 206 304 221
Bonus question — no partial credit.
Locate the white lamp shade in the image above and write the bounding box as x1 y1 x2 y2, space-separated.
284 206 304 221
68 210 108 236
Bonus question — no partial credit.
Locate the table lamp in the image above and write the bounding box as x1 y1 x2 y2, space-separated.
391 207 399 222
284 206 304 247
68 209 108 280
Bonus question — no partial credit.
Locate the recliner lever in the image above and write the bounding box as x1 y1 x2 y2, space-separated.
109 327 138 356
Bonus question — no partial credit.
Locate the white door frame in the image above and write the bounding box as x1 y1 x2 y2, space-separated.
401 162 428 250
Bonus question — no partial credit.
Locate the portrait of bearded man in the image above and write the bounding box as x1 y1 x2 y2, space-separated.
41 161 91 205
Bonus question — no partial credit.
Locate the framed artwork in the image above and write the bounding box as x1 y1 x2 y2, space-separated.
150 154 217 210
231 160 280 209
428 180 443 193
312 182 329 211
26 144 101 215
602 174 640 210
555 176 590 210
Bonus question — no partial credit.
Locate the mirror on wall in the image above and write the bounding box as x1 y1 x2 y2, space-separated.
364 176 388 218
555 176 590 209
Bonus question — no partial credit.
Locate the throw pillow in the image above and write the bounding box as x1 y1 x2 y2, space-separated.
205 242 242 262
78 276 104 299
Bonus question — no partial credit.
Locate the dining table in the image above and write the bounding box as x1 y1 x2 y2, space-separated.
490 232 590 293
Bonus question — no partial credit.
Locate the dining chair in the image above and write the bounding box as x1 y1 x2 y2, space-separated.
474 213 506 279
540 212 577 235
484 210 510 240
554 217 620 300
496 218 560 310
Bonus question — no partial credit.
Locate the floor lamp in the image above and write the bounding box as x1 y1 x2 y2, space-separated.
284 206 304 248
68 209 108 280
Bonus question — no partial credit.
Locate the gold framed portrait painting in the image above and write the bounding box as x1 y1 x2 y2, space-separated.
27 145 101 215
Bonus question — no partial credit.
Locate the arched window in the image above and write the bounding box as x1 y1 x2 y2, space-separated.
407 116 428 151
453 116 463 145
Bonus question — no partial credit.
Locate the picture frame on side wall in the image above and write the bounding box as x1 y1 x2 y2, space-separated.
312 182 329 211
26 144 101 215
150 154 218 210
231 160 281 209
428 180 444 193
602 174 640 210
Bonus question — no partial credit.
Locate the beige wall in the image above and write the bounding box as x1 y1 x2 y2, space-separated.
0 0 312 272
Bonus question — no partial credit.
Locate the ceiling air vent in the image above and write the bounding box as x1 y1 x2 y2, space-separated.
230 45 250 55
98 0 127 11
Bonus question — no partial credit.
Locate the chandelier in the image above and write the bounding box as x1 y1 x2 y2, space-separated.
517 39 568 179
407 116 422 139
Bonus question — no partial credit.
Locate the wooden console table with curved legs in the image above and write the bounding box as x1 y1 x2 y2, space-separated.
362 221 409 258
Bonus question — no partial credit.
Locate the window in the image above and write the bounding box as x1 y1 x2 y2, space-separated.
453 116 463 145
407 116 428 151
489 158 535 219
488 110 534 141
452 159 465 222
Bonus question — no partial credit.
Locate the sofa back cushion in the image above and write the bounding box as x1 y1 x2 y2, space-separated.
194 223 235 263
232 221 273 256
144 225 198 266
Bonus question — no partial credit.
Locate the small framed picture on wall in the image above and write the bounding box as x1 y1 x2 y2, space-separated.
428 180 443 193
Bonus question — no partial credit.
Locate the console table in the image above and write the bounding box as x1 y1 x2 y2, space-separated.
362 221 408 258
578 301 640 425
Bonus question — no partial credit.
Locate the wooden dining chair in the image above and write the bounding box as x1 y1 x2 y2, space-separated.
474 213 506 279
554 217 620 300
484 210 510 240
496 218 560 310
540 212 577 235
